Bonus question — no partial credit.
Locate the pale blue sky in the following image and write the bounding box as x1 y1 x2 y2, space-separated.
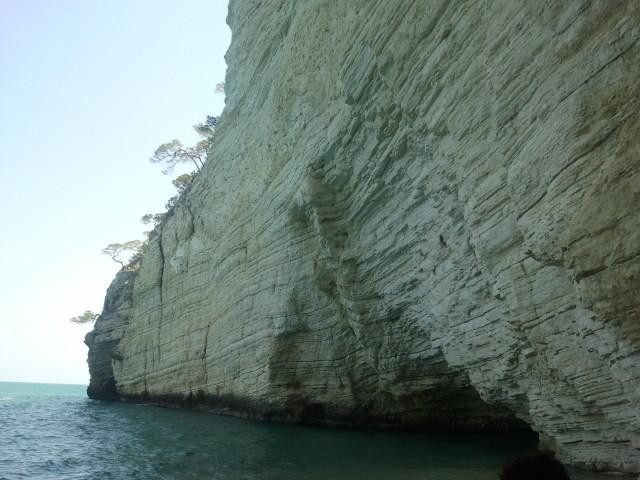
0 0 230 384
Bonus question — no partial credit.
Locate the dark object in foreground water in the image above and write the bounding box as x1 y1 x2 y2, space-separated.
500 452 570 480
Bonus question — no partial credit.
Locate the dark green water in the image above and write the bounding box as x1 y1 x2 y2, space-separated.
0 381 539 479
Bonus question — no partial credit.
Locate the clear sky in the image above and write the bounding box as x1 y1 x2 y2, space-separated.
0 0 230 385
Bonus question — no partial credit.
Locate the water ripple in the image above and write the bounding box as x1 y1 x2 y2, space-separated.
0 382 538 479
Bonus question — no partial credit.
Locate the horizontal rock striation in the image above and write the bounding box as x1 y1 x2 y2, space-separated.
87 0 640 473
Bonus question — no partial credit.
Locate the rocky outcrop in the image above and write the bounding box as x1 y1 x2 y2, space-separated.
85 270 136 400
87 0 640 473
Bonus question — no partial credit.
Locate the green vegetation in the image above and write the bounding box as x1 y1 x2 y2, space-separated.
101 241 145 269
69 310 100 324
150 115 216 211
150 114 217 174
150 138 209 173
172 173 194 194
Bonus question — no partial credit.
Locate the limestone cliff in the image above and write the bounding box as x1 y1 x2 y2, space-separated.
87 0 640 473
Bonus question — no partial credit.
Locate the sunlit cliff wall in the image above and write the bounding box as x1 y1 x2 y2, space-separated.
87 0 640 472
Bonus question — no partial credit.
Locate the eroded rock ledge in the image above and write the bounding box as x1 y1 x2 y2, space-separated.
87 0 640 473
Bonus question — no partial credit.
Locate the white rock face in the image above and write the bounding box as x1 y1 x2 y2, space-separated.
91 0 640 472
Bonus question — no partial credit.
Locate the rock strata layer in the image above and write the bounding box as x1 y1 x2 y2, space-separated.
87 0 640 473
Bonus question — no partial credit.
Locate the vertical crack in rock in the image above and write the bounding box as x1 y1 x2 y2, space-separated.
157 229 166 305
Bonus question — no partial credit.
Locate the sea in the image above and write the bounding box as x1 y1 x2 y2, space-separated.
0 381 541 480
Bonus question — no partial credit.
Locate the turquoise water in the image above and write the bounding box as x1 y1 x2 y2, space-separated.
0 381 538 479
